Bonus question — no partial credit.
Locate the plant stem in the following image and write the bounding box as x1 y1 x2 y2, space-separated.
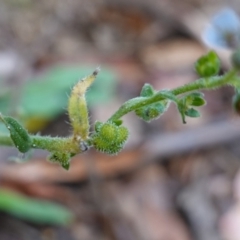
0 134 81 154
0 69 237 151
31 135 80 154
108 69 238 121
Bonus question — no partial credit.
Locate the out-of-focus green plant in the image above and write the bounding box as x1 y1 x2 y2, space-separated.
0 66 116 132
0 189 73 225
1 9 240 170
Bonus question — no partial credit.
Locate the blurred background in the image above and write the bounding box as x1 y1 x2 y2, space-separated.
0 0 240 239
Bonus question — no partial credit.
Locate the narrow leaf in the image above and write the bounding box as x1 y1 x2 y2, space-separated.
0 114 32 153
0 189 73 225
185 108 201 118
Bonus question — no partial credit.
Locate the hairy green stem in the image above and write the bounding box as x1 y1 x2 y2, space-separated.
0 69 237 152
31 135 80 154
0 134 81 154
108 69 238 121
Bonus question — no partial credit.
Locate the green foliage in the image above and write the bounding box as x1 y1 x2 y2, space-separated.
0 189 73 225
0 65 116 132
135 101 169 122
176 92 205 123
0 115 32 153
184 92 206 107
48 152 71 170
140 83 155 97
0 49 239 170
22 66 116 118
195 51 220 77
184 108 201 118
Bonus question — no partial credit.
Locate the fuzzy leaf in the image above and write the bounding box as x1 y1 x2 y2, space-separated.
185 92 206 106
185 108 201 118
140 84 155 97
0 115 32 153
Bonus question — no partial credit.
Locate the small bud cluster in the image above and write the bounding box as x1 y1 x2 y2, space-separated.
135 84 170 122
195 51 220 77
177 92 206 124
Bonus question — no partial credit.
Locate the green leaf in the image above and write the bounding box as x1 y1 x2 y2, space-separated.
48 152 71 170
0 114 32 153
185 92 206 106
140 84 155 97
0 66 116 132
195 51 220 77
191 97 206 106
185 108 201 118
61 162 70 170
0 189 73 225
112 119 123 126
21 65 116 120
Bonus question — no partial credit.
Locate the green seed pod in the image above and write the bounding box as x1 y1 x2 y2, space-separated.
231 48 240 69
99 122 117 142
135 100 169 122
0 115 32 153
195 51 220 77
68 68 99 140
92 122 129 155
116 125 129 144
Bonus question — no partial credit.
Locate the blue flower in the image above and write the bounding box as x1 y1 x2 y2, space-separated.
202 8 240 49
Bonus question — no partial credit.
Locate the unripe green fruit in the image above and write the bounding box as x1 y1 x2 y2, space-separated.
99 122 117 142
116 125 129 144
92 121 129 155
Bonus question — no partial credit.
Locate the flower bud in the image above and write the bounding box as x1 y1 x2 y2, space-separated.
140 83 155 97
195 51 220 77
135 100 169 122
